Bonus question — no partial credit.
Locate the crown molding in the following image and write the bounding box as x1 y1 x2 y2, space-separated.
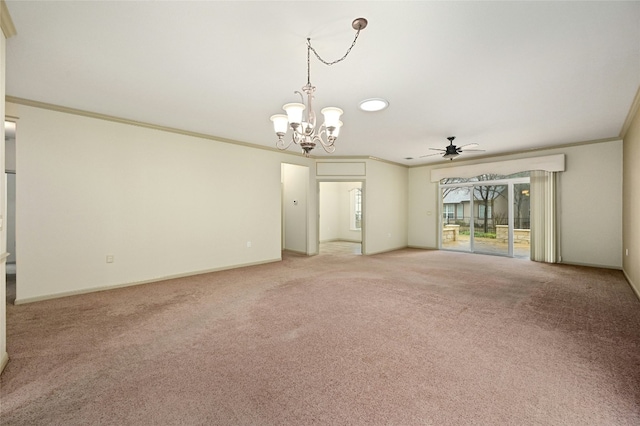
5 96 311 158
620 84 640 139
5 97 409 167
1 0 16 38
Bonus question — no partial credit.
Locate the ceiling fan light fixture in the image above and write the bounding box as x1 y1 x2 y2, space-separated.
359 98 389 112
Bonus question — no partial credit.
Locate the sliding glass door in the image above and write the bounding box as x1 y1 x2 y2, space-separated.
440 175 530 258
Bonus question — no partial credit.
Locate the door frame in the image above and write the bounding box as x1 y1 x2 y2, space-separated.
316 179 366 255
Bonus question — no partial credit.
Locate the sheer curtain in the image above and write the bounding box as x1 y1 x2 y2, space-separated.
530 170 557 263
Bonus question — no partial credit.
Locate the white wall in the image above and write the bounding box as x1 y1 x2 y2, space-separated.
623 97 640 296
282 163 308 253
558 141 622 267
319 182 340 242
408 139 623 268
9 102 315 303
364 160 408 255
408 166 439 249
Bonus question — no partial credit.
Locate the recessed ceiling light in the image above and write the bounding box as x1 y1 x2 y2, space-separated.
359 98 389 112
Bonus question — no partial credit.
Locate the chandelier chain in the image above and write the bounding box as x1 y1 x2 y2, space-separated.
307 43 311 86
306 28 362 68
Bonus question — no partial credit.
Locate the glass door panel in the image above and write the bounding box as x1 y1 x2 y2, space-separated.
441 186 470 252
513 183 531 259
473 184 508 256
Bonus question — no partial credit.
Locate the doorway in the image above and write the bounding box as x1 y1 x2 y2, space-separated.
5 121 16 304
318 181 364 255
441 176 530 258
5 173 15 304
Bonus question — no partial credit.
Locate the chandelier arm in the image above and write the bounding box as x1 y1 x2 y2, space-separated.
314 133 336 150
317 136 336 153
292 128 303 144
292 90 306 135
317 126 330 144
276 135 295 151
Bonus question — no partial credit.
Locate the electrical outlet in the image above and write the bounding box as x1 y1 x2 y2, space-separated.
246 241 252 248
106 255 114 263
626 248 629 256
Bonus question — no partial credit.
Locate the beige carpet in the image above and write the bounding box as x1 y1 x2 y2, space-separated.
1 248 639 425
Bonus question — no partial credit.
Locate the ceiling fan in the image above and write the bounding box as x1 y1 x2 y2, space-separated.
420 136 485 160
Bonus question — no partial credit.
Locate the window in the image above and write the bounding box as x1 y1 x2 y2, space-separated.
478 204 492 219
456 204 463 219
443 204 455 223
350 188 362 230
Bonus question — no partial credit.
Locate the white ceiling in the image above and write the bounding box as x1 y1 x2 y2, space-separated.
4 1 640 165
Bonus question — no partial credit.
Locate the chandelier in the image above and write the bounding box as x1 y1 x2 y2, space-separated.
270 18 368 157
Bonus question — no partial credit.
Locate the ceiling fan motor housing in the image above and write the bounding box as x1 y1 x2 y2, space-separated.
445 144 460 156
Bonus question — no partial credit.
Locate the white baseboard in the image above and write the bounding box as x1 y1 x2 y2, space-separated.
282 249 307 255
407 245 438 250
623 269 640 301
0 351 8 374
365 245 409 256
14 257 282 305
558 260 622 270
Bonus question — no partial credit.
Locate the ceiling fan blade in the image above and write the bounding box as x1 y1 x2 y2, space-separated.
458 142 479 148
428 148 446 151
461 149 485 152
419 152 446 158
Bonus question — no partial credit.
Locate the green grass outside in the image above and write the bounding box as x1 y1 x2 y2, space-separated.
459 230 496 239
